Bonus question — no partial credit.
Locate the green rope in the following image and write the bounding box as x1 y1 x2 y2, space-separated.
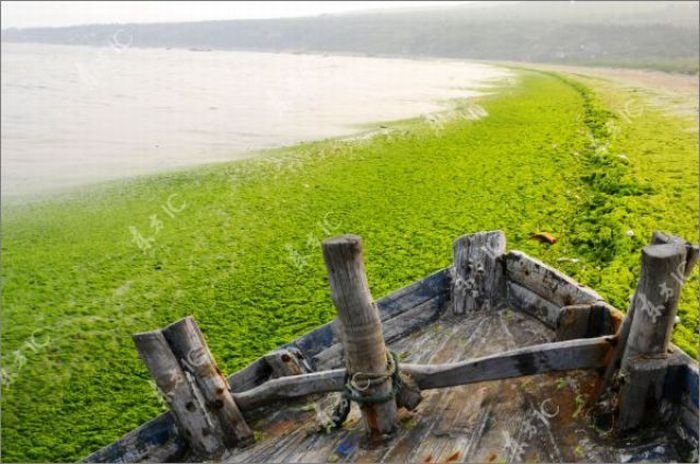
329 351 402 429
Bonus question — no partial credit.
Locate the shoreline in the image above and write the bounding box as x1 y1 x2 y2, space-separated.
6 57 694 207
1 43 510 201
4 39 699 76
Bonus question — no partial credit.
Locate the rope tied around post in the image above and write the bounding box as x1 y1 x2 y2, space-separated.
347 350 401 404
329 351 404 429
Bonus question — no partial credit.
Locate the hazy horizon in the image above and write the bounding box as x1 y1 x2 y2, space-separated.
0 0 477 29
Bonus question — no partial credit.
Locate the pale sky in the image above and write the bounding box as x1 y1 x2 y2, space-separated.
1 1 474 29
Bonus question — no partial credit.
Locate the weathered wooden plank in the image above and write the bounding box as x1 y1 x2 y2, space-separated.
83 413 185 463
406 336 614 390
556 302 619 341
286 320 340 363
162 317 254 448
132 330 225 457
556 304 595 341
228 357 273 393
664 357 699 435
505 251 602 307
312 295 446 369
322 234 398 436
665 356 699 409
232 337 614 411
595 304 635 405
376 267 451 320
601 302 625 334
263 348 312 378
681 363 699 409
452 231 506 314
507 281 561 327
234 368 346 410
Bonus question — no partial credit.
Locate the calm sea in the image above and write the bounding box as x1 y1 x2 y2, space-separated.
1 42 510 198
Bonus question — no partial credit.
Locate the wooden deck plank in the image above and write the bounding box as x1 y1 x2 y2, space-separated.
223 306 695 463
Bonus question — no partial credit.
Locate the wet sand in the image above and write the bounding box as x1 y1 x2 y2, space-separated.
504 62 699 122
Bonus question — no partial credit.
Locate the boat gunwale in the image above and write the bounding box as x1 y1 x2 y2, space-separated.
84 252 699 463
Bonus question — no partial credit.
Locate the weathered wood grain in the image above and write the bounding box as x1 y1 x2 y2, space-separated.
84 232 699 463
556 302 619 341
234 369 346 410
83 413 185 463
679 378 699 436
225 308 695 464
505 251 602 307
619 243 688 431
86 269 451 462
228 357 274 393
596 233 689 405
132 330 225 457
290 268 451 363
322 234 398 436
556 304 595 341
507 281 561 328
601 302 625 334
407 336 614 390
375 267 451 320
263 348 310 378
680 363 699 410
452 231 506 314
312 295 446 369
162 317 254 448
663 350 699 405
619 357 669 430
622 244 687 367
232 337 614 410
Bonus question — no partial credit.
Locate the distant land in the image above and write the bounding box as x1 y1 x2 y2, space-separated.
2 1 699 73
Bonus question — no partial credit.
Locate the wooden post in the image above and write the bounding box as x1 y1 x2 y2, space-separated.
133 330 224 458
162 317 254 448
452 231 506 314
618 243 687 430
596 232 697 406
651 231 700 278
322 235 398 438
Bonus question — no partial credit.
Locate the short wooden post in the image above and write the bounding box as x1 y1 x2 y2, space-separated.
618 243 687 430
133 330 225 457
452 230 506 314
163 317 254 448
322 234 398 438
